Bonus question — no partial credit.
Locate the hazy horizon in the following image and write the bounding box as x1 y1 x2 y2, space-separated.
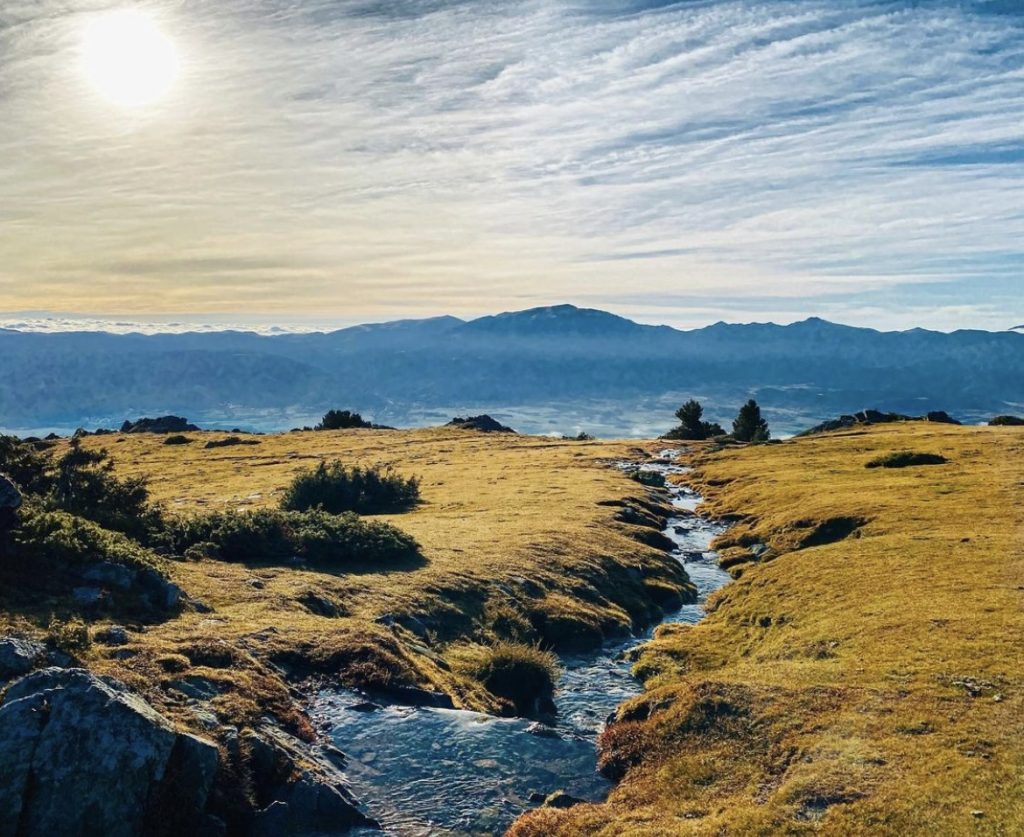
3 303 1024 337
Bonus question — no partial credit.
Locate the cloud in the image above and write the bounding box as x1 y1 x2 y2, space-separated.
0 0 1021 328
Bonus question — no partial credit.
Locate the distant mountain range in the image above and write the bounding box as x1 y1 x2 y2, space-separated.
2 305 1021 437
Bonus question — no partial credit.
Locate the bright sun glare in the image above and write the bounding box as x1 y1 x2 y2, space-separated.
81 10 179 108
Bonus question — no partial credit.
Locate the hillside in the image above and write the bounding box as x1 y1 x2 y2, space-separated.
2 427 691 712
513 423 1024 835
2 306 1023 435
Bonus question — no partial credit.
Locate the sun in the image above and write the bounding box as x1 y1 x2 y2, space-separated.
81 10 180 108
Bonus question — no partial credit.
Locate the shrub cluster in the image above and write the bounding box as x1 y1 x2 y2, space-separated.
164 507 420 567
12 504 162 573
663 399 770 442
280 460 420 515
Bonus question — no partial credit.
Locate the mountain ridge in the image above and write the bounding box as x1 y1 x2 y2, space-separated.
1 305 1021 435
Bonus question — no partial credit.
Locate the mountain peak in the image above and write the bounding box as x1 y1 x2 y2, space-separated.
465 304 642 336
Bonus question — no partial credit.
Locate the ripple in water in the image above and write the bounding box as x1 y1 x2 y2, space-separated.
312 452 731 836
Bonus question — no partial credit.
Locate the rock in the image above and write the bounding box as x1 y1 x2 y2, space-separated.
0 668 218 837
529 791 547 804
0 636 45 681
81 560 137 590
298 591 342 618
801 408 960 436
543 790 586 810
446 414 517 433
380 684 455 709
71 586 106 608
189 597 214 613
203 436 261 449
526 721 561 739
93 625 129 646
121 416 200 434
348 701 383 713
168 675 223 701
375 612 430 639
138 568 184 610
245 725 375 834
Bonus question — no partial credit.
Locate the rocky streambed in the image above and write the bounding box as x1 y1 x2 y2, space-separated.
310 452 732 836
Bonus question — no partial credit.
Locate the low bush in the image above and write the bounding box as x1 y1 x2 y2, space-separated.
316 409 373 430
48 440 162 540
449 641 560 716
164 508 420 567
280 460 420 515
866 451 949 469
0 435 51 495
12 505 163 574
990 415 1024 427
163 435 192 445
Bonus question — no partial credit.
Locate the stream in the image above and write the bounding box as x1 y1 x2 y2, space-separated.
309 451 731 836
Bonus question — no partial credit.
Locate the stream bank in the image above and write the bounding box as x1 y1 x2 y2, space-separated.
310 451 731 836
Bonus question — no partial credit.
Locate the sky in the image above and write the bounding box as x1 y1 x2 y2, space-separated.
1 0 1022 332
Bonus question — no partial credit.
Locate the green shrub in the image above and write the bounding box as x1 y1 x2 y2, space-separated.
280 460 420 515
48 440 161 539
164 508 420 567
316 410 372 430
163 434 192 445
450 641 560 715
13 505 163 573
732 399 771 443
664 399 725 440
990 415 1024 427
866 451 949 469
0 435 51 495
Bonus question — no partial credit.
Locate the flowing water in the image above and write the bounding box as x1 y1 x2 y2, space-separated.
310 452 731 836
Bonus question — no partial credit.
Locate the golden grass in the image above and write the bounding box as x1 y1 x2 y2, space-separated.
4 428 689 726
512 423 1024 836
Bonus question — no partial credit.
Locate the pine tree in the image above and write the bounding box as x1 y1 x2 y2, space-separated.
667 400 725 440
732 399 770 442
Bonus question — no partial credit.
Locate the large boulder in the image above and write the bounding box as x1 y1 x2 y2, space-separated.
0 668 219 837
446 414 517 433
120 416 200 434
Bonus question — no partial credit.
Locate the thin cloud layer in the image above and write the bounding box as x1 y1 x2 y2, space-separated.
1 0 1021 329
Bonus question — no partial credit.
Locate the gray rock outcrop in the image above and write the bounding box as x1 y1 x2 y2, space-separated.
0 668 219 837
0 637 45 682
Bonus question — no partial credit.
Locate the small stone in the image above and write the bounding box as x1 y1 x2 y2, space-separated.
71 586 106 608
93 625 129 646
